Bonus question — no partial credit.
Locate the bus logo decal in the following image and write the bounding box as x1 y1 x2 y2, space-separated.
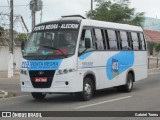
112 59 119 72
111 59 120 78
38 71 44 75
107 51 134 80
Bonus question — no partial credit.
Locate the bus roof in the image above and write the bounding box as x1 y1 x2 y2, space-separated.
80 19 143 32
35 17 143 32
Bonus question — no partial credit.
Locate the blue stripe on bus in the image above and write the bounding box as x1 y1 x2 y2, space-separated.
106 51 134 80
79 52 93 60
21 59 62 70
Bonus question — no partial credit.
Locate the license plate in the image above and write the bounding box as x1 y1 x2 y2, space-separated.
35 77 47 82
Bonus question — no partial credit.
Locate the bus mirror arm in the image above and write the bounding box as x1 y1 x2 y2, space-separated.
21 41 25 50
78 38 91 56
78 48 88 56
85 38 91 49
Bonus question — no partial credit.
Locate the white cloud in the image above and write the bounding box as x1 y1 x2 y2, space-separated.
1 0 160 32
130 0 160 18
42 0 91 21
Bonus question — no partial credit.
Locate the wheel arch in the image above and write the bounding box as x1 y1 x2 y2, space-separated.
126 69 135 82
83 71 96 91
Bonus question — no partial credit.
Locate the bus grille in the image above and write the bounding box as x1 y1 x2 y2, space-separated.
29 70 55 88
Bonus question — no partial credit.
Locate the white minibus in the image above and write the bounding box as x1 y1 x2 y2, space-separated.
20 15 147 101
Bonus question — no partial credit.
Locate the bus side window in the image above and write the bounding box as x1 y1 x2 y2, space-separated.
94 29 105 50
79 29 95 54
119 31 130 50
107 29 118 50
139 33 146 50
131 32 139 50
127 32 133 50
104 30 109 50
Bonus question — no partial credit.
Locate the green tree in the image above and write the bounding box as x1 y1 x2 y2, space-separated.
147 41 158 55
86 0 145 26
17 33 28 41
156 43 160 52
0 26 4 36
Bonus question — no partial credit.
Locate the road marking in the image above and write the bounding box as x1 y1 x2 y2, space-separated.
74 96 132 110
0 95 30 101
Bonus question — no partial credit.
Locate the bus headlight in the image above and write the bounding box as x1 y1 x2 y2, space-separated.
57 69 76 75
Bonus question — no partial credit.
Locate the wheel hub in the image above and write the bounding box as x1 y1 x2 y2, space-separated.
84 83 91 95
128 78 132 89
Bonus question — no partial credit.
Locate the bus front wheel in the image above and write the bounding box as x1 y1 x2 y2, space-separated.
77 77 94 101
31 92 46 100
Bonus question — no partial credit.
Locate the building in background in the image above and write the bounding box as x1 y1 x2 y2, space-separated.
0 38 22 78
142 17 160 43
144 30 160 42
142 17 160 56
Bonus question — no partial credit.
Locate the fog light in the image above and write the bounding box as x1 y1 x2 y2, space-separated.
65 81 69 85
21 69 28 75
22 82 24 85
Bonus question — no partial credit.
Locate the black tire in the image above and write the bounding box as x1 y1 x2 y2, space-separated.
117 73 133 92
78 77 94 101
31 92 46 100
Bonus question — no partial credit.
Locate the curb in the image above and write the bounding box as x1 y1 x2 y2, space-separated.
0 75 20 79
0 90 8 99
148 68 160 75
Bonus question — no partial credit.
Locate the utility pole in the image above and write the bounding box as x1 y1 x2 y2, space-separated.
32 0 36 30
91 0 93 19
30 0 43 30
32 8 36 29
40 10 43 23
8 0 14 78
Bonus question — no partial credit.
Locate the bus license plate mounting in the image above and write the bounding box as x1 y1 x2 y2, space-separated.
35 77 47 82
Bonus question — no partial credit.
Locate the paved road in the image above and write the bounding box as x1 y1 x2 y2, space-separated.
0 74 160 120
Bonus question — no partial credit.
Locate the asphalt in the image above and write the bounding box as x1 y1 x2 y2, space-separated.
0 68 160 99
0 74 29 99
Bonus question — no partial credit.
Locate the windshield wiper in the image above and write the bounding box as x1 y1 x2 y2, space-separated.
39 45 67 58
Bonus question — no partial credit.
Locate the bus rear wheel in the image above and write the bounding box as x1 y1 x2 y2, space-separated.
31 92 46 100
117 73 133 92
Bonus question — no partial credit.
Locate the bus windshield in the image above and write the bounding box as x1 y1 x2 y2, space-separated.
23 22 80 59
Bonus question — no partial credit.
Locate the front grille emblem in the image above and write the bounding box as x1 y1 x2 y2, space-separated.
38 71 44 75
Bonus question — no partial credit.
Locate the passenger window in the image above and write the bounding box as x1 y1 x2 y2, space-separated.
94 29 105 50
139 33 146 50
79 29 95 54
107 30 118 50
120 31 130 50
131 32 139 50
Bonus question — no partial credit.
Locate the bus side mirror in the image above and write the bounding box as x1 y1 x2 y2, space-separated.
21 41 25 50
85 38 91 48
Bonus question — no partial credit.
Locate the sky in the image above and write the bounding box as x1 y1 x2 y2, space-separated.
0 0 160 32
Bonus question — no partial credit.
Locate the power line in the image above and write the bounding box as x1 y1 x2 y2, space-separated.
0 6 9 7
0 4 29 7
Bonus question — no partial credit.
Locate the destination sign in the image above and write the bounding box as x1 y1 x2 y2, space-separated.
33 23 79 31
